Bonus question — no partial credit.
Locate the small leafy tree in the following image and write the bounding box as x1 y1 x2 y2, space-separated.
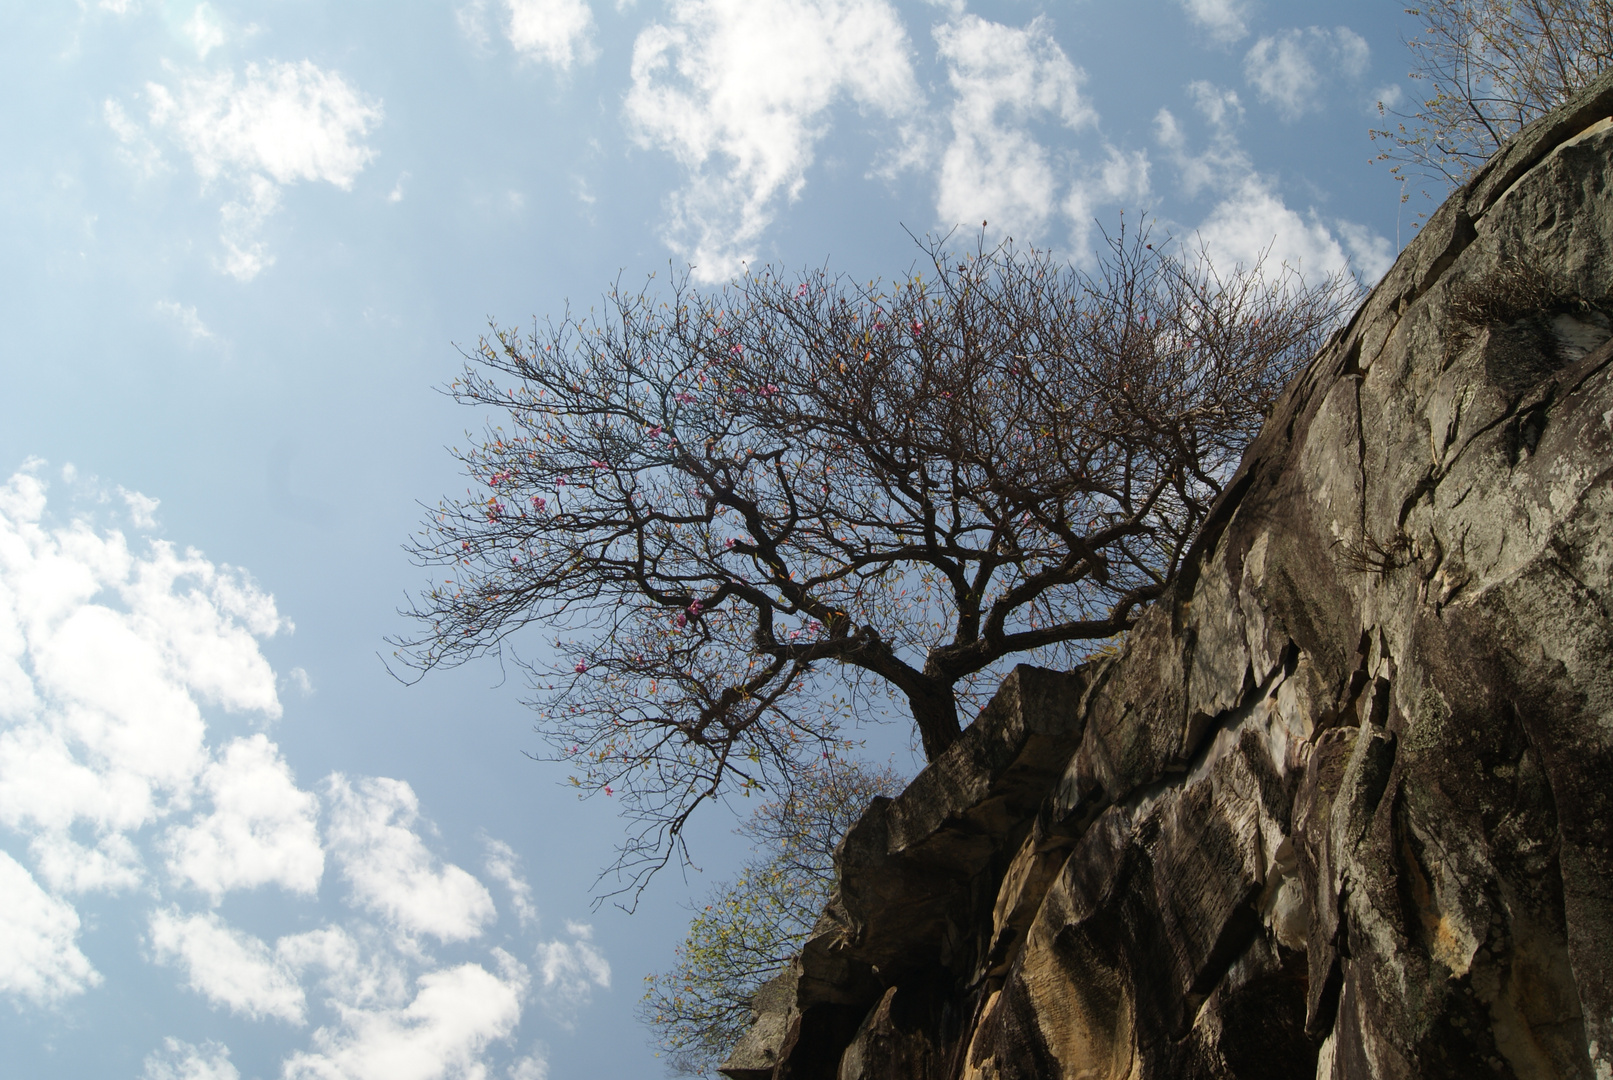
395 229 1349 893
640 758 903 1077
1374 0 1613 193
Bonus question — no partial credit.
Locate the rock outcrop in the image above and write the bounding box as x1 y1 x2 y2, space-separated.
721 74 1613 1080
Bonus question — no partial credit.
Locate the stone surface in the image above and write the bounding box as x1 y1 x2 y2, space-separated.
721 75 1613 1080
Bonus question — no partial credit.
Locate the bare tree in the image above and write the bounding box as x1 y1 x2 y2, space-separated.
394 229 1350 894
1374 0 1613 193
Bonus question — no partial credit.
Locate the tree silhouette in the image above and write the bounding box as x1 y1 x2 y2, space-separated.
395 229 1349 894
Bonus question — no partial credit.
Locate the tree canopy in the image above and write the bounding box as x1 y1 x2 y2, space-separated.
395 229 1350 893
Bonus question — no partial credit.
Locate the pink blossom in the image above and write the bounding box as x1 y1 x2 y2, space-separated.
604 785 613 796
674 612 688 628
725 538 735 548
590 459 608 469
531 496 547 510
646 425 663 438
730 343 743 355
687 600 703 616
574 661 588 674
796 283 809 297
675 391 697 404
809 621 822 634
911 320 924 335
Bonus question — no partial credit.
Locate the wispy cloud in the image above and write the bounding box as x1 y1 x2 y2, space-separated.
1244 26 1369 122
484 838 539 929
1177 0 1252 44
1154 81 1394 284
110 60 381 280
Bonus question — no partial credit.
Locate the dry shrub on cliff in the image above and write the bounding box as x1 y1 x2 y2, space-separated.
394 229 1350 896
1375 0 1613 192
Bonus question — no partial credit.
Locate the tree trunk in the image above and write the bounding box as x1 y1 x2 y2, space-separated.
908 684 961 761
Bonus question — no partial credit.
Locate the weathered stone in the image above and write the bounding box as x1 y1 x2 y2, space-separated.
727 78 1613 1080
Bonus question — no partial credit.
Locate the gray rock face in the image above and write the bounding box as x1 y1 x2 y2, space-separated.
721 75 1613 1080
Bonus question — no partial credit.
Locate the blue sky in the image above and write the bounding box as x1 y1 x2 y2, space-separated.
0 1 1424 1077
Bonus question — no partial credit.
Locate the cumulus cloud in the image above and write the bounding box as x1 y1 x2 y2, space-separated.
0 465 286 853
326 775 495 943
625 0 922 280
113 60 381 280
484 838 538 929
506 0 597 68
0 464 571 1067
165 733 323 902
1244 26 1370 122
30 830 144 894
282 957 527 1080
933 15 1116 251
150 908 307 1023
142 1038 241 1080
0 849 100 1003
1155 81 1394 283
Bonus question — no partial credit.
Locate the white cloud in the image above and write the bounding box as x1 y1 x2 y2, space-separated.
276 925 411 1011
147 61 379 189
106 100 166 179
1154 81 1392 284
933 15 1095 242
484 838 538 929
1244 26 1369 122
0 463 290 1005
143 1038 241 1080
30 830 144 893
118 486 162 529
156 300 216 344
506 0 597 68
533 922 609 1009
287 666 315 695
184 5 227 59
0 849 100 1003
1333 219 1396 283
508 1050 548 1080
165 733 323 902
325 775 495 943
1178 0 1251 44
126 60 381 280
1063 145 1152 257
149 908 307 1023
625 0 922 280
282 958 527 1080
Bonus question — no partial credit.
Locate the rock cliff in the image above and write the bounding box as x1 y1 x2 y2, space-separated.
721 75 1613 1080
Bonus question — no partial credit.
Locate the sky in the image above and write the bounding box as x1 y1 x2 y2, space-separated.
0 1 1428 1077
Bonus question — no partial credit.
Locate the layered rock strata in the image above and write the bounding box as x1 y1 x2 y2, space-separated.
721 73 1613 1080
